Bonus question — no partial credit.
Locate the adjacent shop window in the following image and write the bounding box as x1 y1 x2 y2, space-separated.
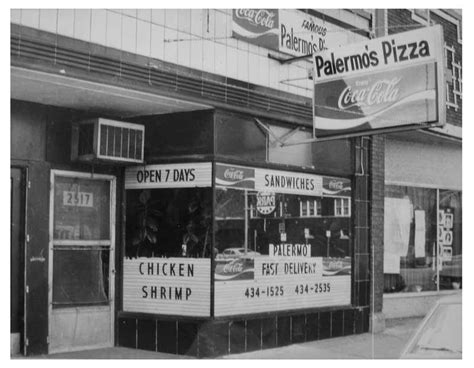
334 197 351 217
125 188 213 258
53 177 110 240
300 198 322 217
384 185 462 292
52 248 109 306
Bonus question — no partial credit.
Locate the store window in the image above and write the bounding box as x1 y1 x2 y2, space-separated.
384 185 462 293
122 163 213 317
215 189 351 258
125 187 212 258
213 163 353 316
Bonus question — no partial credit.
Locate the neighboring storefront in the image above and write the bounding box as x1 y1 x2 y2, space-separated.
384 137 462 293
382 9 462 319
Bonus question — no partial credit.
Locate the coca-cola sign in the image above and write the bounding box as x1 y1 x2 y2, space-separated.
232 9 361 58
232 9 279 51
215 258 255 281
312 26 445 139
337 78 401 110
216 164 255 189
322 177 351 196
314 62 438 137
329 180 343 191
234 9 276 29
224 168 244 181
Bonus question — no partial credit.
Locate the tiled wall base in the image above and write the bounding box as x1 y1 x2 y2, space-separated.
118 307 370 358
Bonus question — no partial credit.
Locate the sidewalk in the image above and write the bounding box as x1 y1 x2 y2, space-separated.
224 317 423 359
13 317 422 359
14 347 189 360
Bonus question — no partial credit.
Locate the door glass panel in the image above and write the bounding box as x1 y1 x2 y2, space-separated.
52 248 109 306
53 177 110 240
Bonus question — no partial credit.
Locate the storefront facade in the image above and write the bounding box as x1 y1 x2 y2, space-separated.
10 8 417 357
381 9 462 318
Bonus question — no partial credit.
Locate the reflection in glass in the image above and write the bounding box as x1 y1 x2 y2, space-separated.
52 248 109 306
215 187 352 259
125 188 212 258
384 186 462 292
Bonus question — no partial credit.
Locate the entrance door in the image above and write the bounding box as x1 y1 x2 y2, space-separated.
11 167 25 355
49 171 116 353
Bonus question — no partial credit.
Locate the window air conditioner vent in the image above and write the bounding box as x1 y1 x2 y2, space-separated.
71 118 145 164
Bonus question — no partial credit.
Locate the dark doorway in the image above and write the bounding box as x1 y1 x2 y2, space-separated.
11 167 25 355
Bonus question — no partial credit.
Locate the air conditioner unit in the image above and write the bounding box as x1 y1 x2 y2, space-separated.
71 118 145 164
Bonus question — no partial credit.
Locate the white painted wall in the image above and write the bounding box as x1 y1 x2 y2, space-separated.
11 9 369 99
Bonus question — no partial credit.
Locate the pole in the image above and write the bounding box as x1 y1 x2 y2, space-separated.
244 189 248 254
436 189 440 292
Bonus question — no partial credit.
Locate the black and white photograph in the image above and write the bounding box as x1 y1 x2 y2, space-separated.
7 3 465 360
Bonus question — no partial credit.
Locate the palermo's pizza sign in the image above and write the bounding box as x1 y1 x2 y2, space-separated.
312 25 446 139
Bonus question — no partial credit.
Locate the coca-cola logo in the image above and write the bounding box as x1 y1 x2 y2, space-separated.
224 168 244 181
235 9 276 29
338 77 401 110
223 261 244 274
329 180 343 191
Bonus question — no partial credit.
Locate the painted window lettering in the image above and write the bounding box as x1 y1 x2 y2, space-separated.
142 285 192 300
136 168 195 183
245 286 284 298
